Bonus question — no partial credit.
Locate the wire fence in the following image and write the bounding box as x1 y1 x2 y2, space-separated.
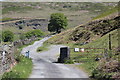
69 47 119 63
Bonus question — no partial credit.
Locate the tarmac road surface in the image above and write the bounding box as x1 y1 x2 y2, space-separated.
21 37 88 78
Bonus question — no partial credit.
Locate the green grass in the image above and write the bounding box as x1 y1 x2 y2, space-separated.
2 2 105 40
0 17 15 22
2 55 33 78
2 6 33 14
0 74 2 80
37 43 50 52
81 29 118 49
78 61 98 75
1 37 43 78
68 49 101 75
63 29 118 76
45 12 119 75
43 3 119 77
93 6 118 20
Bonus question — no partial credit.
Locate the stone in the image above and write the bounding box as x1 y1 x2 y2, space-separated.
58 47 70 63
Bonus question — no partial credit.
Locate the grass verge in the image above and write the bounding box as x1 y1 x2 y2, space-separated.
37 43 50 52
1 38 43 79
2 55 33 78
93 6 118 20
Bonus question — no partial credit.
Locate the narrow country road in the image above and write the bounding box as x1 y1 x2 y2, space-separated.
21 37 88 78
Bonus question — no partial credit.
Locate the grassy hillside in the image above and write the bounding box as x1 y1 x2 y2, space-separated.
2 2 117 28
45 6 120 79
93 6 118 20
46 25 119 79
1 2 117 41
68 30 119 78
46 13 119 67
2 2 116 14
46 3 119 44
46 12 119 44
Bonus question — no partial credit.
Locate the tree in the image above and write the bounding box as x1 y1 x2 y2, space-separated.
48 13 68 33
2 30 14 42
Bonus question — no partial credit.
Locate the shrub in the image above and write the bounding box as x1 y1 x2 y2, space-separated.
31 29 44 37
25 31 33 39
21 30 44 39
2 30 14 42
64 59 74 64
91 58 120 80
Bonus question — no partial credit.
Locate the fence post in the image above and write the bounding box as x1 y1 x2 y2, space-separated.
109 34 113 58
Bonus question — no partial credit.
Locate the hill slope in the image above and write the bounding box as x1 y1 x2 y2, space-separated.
45 5 120 79
2 2 117 28
1 2 117 41
46 11 119 45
